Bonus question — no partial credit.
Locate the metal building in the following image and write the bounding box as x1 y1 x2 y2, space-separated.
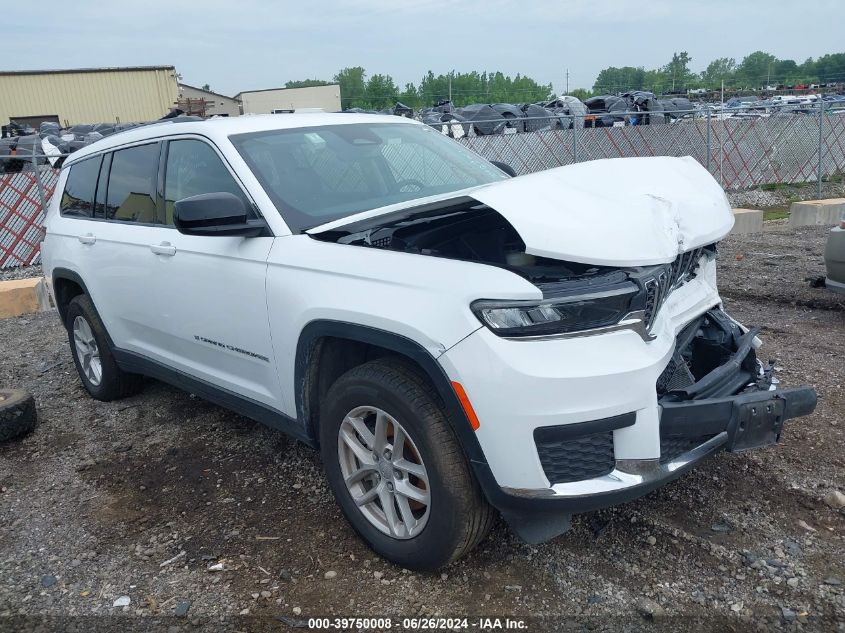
0 66 179 128
235 84 341 114
178 83 241 117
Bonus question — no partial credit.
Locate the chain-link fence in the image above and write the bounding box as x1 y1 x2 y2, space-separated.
0 154 58 269
2 102 844 268
454 102 845 193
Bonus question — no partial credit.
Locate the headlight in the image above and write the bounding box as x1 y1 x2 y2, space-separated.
471 285 640 338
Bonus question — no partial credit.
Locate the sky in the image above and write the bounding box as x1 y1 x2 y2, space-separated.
3 0 842 97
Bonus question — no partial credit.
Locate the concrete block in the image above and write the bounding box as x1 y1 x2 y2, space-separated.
788 198 845 227
731 208 763 234
0 277 52 319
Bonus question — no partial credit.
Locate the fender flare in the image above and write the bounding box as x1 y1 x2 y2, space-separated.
294 320 490 469
50 268 119 351
51 267 91 322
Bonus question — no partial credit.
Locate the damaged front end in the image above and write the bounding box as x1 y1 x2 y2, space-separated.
312 190 816 459
314 198 714 342
657 309 768 401
657 308 817 456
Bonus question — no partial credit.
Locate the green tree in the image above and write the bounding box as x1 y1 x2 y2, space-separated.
700 58 736 88
593 67 647 93
201 83 211 91
417 70 549 106
809 53 845 83
365 74 399 109
590 49 845 97
735 51 778 88
334 66 367 109
569 88 593 101
398 82 421 109
663 52 695 91
284 79 332 88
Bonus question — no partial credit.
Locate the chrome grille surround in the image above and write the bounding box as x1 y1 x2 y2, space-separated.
643 247 706 333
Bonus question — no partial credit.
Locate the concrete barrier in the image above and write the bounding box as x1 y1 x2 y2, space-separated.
788 198 845 227
0 277 52 319
731 208 763 234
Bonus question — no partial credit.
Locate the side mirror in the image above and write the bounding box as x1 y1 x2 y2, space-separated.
174 192 268 237
490 160 517 177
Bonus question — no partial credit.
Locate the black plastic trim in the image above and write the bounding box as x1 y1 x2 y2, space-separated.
51 267 89 295
112 349 311 445
51 268 96 325
660 385 817 443
533 412 635 444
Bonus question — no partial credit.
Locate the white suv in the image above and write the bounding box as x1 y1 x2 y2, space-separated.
41 114 816 570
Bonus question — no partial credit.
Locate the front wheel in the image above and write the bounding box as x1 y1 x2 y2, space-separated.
320 359 494 570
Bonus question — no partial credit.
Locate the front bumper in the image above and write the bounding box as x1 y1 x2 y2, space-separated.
439 271 817 543
479 386 816 544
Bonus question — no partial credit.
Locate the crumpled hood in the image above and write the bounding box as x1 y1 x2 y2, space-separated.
309 156 734 267
469 156 734 266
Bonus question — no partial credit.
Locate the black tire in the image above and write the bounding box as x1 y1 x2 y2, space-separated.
0 389 37 442
320 358 495 570
65 295 143 401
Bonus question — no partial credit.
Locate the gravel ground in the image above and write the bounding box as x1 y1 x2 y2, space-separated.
0 224 843 633
0 265 42 282
727 181 845 210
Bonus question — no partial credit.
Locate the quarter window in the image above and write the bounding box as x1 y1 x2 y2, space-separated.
104 143 159 223
164 140 251 225
60 156 101 218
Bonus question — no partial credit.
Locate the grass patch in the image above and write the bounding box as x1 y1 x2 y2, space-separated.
763 207 790 221
760 182 789 192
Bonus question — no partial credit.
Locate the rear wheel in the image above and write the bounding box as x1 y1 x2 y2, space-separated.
320 359 494 570
66 295 143 401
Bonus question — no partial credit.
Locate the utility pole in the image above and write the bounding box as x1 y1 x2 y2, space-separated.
448 73 452 103
565 68 569 95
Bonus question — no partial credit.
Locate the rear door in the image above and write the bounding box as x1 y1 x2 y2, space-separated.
51 144 171 354
150 136 282 410
86 142 174 355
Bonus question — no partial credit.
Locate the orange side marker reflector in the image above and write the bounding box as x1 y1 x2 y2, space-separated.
451 381 480 431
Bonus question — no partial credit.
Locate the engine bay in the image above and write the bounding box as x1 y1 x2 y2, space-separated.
314 201 623 291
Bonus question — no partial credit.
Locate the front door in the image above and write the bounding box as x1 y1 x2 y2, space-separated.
149 137 282 411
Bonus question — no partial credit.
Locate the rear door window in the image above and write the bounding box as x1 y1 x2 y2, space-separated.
104 143 160 223
60 156 102 218
163 139 252 225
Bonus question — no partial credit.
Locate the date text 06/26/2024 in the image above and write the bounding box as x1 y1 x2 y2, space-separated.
306 617 528 630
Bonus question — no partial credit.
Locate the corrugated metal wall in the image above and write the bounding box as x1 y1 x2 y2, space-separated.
0 67 179 127
239 85 342 114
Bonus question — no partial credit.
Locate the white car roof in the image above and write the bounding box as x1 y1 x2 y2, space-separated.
64 113 420 166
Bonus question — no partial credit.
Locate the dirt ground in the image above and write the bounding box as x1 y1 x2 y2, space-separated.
0 223 843 633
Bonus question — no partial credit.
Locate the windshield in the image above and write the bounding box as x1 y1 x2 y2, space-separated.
229 122 507 232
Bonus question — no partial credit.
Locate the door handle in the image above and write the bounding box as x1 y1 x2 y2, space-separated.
78 233 96 245
150 242 176 257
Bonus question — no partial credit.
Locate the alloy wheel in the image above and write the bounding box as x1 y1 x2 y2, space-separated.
337 406 431 539
72 316 102 386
